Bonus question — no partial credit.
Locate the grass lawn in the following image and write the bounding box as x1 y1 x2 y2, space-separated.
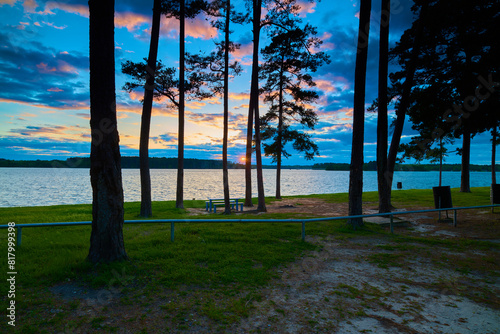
0 187 497 333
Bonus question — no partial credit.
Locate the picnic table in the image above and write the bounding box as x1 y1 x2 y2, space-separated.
206 198 243 213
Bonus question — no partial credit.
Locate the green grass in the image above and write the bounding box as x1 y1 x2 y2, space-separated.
0 187 496 332
310 186 492 208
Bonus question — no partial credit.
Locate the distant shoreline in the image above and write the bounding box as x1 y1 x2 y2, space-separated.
0 157 498 172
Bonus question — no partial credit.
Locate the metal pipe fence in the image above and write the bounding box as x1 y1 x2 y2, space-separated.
1 204 499 247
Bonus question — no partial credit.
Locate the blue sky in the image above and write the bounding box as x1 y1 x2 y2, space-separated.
0 0 495 165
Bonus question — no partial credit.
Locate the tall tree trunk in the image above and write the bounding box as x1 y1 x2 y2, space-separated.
255 94 266 212
348 0 371 228
139 0 161 218
493 126 497 185
439 137 443 187
88 0 127 263
245 0 262 207
377 0 390 213
460 130 471 192
387 2 428 207
176 0 185 209
276 57 285 200
222 0 231 214
252 0 266 212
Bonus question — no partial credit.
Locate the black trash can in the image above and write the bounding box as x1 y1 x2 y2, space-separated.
433 186 453 209
491 184 500 204
397 182 402 189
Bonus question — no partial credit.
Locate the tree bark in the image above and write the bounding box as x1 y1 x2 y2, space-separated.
245 0 262 207
176 0 185 209
139 0 161 218
88 0 127 263
386 2 427 207
222 0 231 214
439 137 443 187
348 0 371 228
493 126 497 185
460 130 471 192
376 0 390 213
276 56 285 199
251 0 266 212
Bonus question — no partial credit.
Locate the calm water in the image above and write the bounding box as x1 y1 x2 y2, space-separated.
0 168 494 207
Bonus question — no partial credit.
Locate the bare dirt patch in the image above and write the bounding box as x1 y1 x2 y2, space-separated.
231 235 500 333
44 197 500 333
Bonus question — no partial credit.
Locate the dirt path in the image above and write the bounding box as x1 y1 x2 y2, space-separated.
231 235 499 333
46 198 499 333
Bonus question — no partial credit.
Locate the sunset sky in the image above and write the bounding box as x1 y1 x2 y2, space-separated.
0 0 495 165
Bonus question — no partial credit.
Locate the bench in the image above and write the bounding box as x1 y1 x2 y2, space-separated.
213 201 244 213
206 198 243 213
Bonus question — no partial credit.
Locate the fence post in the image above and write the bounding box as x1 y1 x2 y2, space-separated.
301 221 305 241
453 210 457 227
171 222 175 242
17 227 22 247
390 215 394 234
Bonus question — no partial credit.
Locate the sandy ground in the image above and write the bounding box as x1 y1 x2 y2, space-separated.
231 235 499 333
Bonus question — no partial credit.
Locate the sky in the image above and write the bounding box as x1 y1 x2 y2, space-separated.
0 0 496 166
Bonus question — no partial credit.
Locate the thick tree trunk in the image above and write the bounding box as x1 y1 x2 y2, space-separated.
255 97 266 212
88 0 127 263
387 2 427 207
439 137 443 187
493 126 497 185
252 0 266 212
460 130 471 192
222 0 231 214
245 0 262 207
245 93 254 207
139 0 161 218
276 59 285 200
176 0 185 209
376 0 390 213
348 0 371 228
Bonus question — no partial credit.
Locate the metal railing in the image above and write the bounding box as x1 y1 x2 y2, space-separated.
1 204 499 247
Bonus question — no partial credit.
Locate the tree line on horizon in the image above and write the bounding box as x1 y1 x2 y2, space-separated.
2 157 499 172
86 0 498 262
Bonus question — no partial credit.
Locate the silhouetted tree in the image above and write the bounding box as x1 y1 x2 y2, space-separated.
87 0 127 263
244 0 316 210
122 59 212 124
162 0 207 208
136 0 162 218
188 0 243 213
390 0 499 193
377 1 427 208
493 126 498 185
348 0 371 228
260 24 329 199
376 0 390 213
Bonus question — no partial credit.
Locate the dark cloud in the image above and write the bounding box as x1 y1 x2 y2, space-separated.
0 29 89 108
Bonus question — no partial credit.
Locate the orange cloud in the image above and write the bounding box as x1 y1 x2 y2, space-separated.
36 62 56 73
43 21 66 29
115 11 150 32
297 0 316 17
186 101 206 110
229 92 250 101
47 87 63 92
57 60 78 74
45 2 89 17
232 42 253 65
160 14 218 40
315 79 337 94
0 0 17 5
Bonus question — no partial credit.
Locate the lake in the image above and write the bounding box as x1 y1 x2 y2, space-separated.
0 168 495 207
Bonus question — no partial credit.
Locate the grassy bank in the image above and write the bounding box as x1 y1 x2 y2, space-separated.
0 187 497 333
